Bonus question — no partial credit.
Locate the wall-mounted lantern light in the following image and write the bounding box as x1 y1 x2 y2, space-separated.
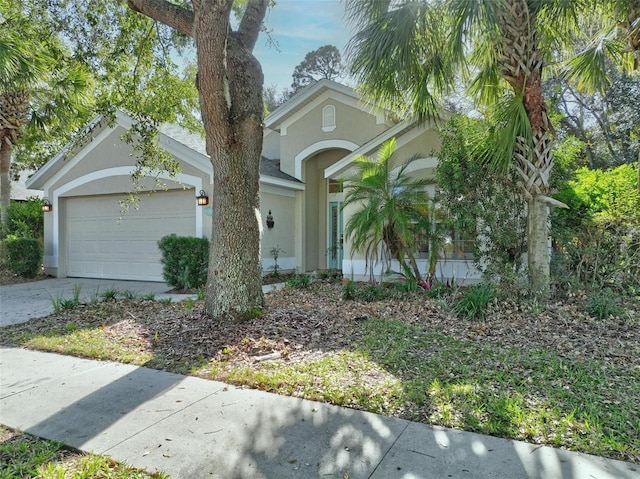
42 199 53 213
266 209 275 229
196 190 209 206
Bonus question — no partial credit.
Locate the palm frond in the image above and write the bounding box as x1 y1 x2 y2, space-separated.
479 94 533 174
562 25 625 93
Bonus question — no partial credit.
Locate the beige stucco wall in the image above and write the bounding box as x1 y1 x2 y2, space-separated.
278 96 390 178
262 129 281 159
260 189 296 273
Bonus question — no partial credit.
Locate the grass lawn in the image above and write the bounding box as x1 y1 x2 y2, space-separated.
1 279 638 465
0 425 167 478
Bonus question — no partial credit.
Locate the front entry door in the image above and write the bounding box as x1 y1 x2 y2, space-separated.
328 201 343 270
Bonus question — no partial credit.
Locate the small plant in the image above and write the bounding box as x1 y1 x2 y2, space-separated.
160 297 173 305
342 281 356 300
584 289 623 320
318 269 341 280
453 283 495 320
356 283 390 302
286 273 310 289
184 297 194 310
100 288 119 301
51 285 82 313
242 307 265 320
64 322 78 333
141 292 156 301
196 288 206 301
121 290 137 300
268 245 285 278
427 280 453 299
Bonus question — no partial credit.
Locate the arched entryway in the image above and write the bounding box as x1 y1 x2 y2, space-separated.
294 140 358 272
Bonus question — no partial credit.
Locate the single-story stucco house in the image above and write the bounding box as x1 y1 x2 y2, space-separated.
26 79 480 283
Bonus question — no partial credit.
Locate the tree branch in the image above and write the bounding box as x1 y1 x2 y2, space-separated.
127 0 194 37
236 0 268 51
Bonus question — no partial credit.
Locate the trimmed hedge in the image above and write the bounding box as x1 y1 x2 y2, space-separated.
158 235 209 290
4 237 42 278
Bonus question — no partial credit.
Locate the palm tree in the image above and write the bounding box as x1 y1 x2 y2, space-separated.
346 0 637 298
343 138 432 282
0 2 93 226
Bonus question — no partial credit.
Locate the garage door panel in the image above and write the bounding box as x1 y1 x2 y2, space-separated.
65 191 196 281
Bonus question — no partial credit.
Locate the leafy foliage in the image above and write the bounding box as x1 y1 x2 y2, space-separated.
291 45 343 93
435 116 527 284
343 138 433 282
584 289 624 320
285 273 311 289
552 163 640 293
158 235 209 290
4 236 41 277
2 197 43 239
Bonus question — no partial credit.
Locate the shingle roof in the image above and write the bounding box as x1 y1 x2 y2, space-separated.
259 157 301 183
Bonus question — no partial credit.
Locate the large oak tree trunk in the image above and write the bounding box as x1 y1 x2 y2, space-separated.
128 0 267 320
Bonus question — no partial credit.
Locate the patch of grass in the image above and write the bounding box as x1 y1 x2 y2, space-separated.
24 329 153 365
205 351 403 415
0 426 167 478
141 293 156 301
357 319 640 459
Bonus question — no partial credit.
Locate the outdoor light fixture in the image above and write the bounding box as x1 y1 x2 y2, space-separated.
196 190 209 206
266 209 275 229
42 199 53 212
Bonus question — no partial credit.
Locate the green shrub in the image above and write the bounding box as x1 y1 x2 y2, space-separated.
286 273 310 289
342 281 356 300
584 289 623 320
4 237 42 278
4 197 44 239
356 283 391 302
427 280 453 299
453 283 496 320
158 235 209 290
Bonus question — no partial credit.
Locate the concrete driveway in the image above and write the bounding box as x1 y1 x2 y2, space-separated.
0 278 191 327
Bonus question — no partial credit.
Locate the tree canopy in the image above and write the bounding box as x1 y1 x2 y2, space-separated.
291 44 343 93
346 0 638 298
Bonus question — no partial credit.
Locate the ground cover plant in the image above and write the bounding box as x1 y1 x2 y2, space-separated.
1 279 638 465
0 425 167 478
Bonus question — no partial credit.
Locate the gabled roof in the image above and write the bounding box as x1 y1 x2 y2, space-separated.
27 110 302 191
323 119 419 179
264 79 393 132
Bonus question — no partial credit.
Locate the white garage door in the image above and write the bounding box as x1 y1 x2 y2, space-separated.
66 190 196 281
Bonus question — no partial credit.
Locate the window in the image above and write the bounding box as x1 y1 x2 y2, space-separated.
328 179 343 193
322 105 336 132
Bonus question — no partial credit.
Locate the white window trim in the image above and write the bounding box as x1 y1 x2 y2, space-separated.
322 105 336 132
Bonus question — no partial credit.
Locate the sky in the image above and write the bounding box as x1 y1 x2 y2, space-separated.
253 1 352 91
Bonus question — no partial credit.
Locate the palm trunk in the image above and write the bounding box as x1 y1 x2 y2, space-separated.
0 139 12 226
500 0 553 298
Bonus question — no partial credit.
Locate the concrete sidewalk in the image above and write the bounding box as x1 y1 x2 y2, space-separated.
1 348 638 479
